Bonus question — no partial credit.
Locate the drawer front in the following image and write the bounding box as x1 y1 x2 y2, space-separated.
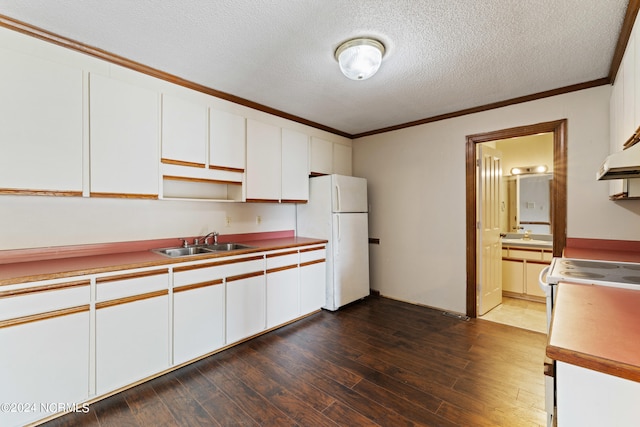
508 249 545 261
173 264 224 288
266 250 299 270
222 256 264 278
300 246 326 263
0 279 90 321
96 269 169 302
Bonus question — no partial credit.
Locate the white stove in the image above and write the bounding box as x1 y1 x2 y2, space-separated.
546 257 640 288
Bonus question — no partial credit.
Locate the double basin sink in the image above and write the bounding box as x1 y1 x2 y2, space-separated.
152 243 255 258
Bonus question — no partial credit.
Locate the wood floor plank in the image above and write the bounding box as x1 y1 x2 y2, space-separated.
216 348 339 427
121 381 181 427
90 391 139 427
231 342 338 412
282 327 445 413
150 371 218 426
351 378 460 427
197 357 297 426
41 296 547 427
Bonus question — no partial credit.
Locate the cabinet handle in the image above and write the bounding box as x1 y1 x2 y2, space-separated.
0 279 90 299
0 305 90 329
96 269 169 284
0 188 82 197
226 271 264 283
299 246 325 254
96 289 168 309
266 264 298 274
174 279 223 293
300 259 325 267
266 250 298 258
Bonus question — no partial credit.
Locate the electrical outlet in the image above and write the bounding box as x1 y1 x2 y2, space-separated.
225 216 231 227
256 215 262 225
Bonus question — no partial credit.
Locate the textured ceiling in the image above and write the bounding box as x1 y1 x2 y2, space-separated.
0 1 630 136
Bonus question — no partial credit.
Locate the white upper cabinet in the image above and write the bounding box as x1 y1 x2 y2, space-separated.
281 128 309 202
0 47 83 194
161 93 208 166
309 136 352 176
210 109 246 172
333 143 353 176
310 137 333 175
246 119 281 201
89 73 159 198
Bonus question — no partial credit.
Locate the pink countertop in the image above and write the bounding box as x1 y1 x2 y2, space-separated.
0 232 327 286
547 282 640 382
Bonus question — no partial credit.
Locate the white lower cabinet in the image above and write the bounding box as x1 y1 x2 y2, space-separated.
172 263 226 365
266 251 300 328
95 269 170 395
299 246 327 315
0 244 326 426
226 270 266 344
0 279 90 427
556 361 640 426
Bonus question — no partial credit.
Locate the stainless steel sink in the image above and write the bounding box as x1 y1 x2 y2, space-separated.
203 243 254 252
152 243 255 258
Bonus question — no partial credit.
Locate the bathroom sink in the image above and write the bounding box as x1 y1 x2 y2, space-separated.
152 243 255 258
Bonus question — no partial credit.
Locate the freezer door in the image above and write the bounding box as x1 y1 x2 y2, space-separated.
331 175 367 213
330 213 370 309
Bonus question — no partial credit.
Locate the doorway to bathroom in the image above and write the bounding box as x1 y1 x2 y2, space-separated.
465 120 567 326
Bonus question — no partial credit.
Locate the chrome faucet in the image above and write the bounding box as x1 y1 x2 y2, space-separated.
201 231 219 245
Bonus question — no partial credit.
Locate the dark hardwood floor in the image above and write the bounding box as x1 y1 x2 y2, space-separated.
43 296 547 426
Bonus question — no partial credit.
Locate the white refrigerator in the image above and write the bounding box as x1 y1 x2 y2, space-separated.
296 174 370 311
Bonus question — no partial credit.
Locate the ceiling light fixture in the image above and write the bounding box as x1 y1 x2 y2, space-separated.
335 38 385 81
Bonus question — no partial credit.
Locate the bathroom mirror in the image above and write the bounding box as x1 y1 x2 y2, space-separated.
504 173 552 235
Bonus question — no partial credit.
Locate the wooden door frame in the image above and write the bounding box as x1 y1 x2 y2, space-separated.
465 119 567 318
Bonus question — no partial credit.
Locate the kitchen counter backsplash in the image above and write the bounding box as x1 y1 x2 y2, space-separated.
0 230 295 265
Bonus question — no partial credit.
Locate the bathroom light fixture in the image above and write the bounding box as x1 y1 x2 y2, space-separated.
335 38 385 80
510 165 548 175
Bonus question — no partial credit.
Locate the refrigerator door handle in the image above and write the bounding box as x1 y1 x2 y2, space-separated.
335 184 341 211
336 215 340 242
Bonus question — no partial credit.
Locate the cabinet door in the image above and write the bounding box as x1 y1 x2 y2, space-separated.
89 73 159 198
525 261 548 298
299 246 327 315
95 269 169 395
96 295 169 395
0 47 83 195
0 279 90 427
173 271 225 365
246 119 281 201
281 128 309 202
161 93 208 166
226 271 266 343
333 143 352 176
210 109 246 172
502 259 524 294
310 137 333 175
266 251 300 328
0 311 90 427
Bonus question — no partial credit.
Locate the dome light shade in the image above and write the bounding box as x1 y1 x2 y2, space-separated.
335 38 385 81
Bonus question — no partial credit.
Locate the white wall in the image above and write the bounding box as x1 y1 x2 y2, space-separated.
0 196 295 250
354 85 640 314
